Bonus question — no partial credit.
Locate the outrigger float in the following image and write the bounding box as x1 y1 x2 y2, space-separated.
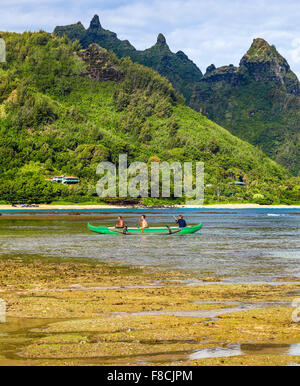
88 223 202 235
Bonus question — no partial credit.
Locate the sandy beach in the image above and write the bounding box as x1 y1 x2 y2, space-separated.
0 204 300 211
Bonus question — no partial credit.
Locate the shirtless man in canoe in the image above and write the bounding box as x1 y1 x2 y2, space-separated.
115 216 124 228
140 215 149 233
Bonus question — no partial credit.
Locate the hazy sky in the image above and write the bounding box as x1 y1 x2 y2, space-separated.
1 0 300 77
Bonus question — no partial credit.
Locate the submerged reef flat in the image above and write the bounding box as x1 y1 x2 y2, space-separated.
0 256 300 366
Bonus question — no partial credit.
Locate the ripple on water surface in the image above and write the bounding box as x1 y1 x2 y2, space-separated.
0 209 299 283
189 343 300 360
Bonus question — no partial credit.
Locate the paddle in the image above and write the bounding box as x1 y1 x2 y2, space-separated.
165 226 182 235
114 226 128 235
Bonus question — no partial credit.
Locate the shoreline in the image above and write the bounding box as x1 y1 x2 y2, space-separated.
0 203 300 212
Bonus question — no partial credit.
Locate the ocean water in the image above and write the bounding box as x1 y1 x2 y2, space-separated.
0 208 299 284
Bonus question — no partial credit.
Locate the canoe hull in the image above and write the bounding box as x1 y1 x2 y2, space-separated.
88 223 202 235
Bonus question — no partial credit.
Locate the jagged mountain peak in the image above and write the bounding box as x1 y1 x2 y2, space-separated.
205 64 216 74
156 33 167 45
251 37 270 49
191 36 300 175
176 51 188 60
89 14 101 30
76 21 85 28
54 21 86 40
241 37 288 65
1 31 289 205
152 33 170 51
53 17 203 102
238 37 299 93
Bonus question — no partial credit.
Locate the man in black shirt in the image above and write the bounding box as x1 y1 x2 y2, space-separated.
176 215 187 228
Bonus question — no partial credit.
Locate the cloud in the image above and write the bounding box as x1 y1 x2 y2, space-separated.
290 39 300 63
1 0 300 78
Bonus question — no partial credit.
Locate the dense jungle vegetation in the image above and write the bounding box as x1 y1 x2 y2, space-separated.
0 31 299 205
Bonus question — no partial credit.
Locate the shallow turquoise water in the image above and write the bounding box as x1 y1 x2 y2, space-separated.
0 208 299 284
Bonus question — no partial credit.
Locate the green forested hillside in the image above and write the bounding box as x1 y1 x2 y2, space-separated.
54 17 300 176
0 31 298 205
191 38 300 176
54 15 203 103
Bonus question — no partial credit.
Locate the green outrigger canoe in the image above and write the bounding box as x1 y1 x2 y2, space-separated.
88 223 202 235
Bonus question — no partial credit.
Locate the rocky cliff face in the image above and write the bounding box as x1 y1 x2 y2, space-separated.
194 39 299 94
54 17 300 175
55 15 136 58
239 38 300 94
191 39 300 175
78 43 123 82
54 15 203 102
